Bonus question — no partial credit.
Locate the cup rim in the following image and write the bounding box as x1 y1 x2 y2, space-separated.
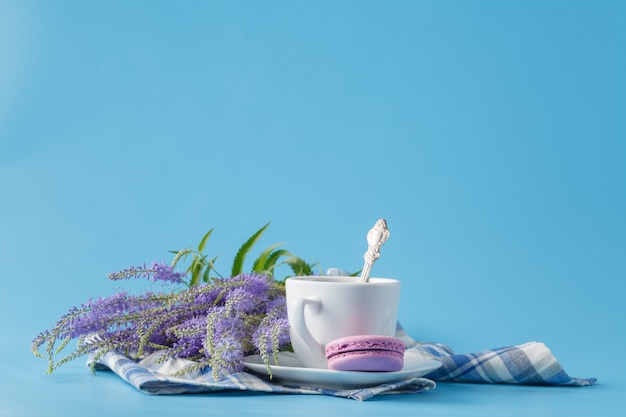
285 276 399 285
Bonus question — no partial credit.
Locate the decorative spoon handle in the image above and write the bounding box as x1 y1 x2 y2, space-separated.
359 219 390 283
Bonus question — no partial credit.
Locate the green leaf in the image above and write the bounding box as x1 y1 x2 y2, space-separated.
262 249 293 273
197 228 214 252
282 256 314 277
231 222 270 277
251 243 286 274
190 258 204 287
202 255 219 282
202 264 211 283
208 256 222 278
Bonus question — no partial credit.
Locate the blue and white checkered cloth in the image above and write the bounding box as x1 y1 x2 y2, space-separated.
89 324 595 401
395 326 596 386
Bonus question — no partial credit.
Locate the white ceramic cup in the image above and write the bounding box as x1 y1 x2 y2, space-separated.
285 276 400 369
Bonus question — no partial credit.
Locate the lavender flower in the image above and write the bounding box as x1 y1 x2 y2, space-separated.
107 261 186 284
32 272 291 379
32 224 327 380
167 315 206 358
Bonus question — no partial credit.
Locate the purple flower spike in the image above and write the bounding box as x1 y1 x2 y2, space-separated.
33 270 291 379
106 262 186 285
150 262 187 284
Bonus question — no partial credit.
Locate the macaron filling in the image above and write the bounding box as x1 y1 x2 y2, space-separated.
325 335 406 372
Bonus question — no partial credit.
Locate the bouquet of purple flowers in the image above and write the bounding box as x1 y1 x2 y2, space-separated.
31 223 319 380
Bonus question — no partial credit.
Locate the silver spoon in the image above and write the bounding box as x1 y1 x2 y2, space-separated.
359 219 390 283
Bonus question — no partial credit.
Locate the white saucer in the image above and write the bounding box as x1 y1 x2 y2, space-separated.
243 350 441 389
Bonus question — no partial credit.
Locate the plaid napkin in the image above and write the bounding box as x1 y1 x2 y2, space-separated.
89 325 595 401
90 350 435 401
395 325 596 386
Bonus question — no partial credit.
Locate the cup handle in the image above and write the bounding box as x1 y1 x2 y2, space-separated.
291 297 325 360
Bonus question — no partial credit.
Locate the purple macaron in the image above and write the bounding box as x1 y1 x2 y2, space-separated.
325 335 406 372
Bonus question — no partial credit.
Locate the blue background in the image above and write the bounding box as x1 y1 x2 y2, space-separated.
1 1 624 415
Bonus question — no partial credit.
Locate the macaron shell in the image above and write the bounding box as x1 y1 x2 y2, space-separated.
325 335 406 372
327 349 404 372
